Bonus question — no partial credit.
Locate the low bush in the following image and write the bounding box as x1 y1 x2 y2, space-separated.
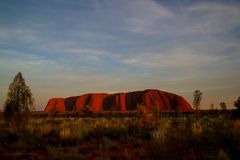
1 114 240 160
47 145 85 160
128 125 151 139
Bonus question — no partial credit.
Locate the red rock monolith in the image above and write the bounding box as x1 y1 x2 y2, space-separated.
44 89 192 112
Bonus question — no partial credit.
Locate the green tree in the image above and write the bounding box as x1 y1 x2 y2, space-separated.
233 97 240 119
193 90 202 111
234 97 240 110
4 72 35 126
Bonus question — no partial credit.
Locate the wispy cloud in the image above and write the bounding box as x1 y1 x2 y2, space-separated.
60 47 120 60
122 47 220 69
121 0 174 32
183 2 240 34
0 27 38 43
0 0 240 109
0 49 61 73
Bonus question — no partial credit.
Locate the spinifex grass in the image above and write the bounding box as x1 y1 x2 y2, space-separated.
0 112 239 160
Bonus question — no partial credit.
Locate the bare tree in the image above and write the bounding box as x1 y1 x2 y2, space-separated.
4 72 35 126
220 102 227 110
210 103 214 110
193 90 202 111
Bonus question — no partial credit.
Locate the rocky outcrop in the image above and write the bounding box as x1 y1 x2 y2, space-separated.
44 89 192 112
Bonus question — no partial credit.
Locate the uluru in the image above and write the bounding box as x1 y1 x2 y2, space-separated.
44 89 192 113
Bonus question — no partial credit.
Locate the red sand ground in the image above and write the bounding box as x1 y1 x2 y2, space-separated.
44 89 192 112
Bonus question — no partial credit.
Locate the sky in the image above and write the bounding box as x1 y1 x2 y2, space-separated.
0 0 240 111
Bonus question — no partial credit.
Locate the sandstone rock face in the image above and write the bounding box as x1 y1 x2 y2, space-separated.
44 89 192 112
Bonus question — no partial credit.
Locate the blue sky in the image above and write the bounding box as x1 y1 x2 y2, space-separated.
0 0 240 110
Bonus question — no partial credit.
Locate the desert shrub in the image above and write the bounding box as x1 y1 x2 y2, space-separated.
81 105 94 116
191 120 203 136
39 124 53 136
202 118 239 158
2 127 19 144
70 124 93 141
136 104 159 130
101 137 118 150
150 130 209 160
90 126 128 140
128 125 151 139
0 145 4 154
47 145 85 160
48 105 59 117
149 116 240 160
107 127 128 139
151 119 171 142
59 127 71 140
46 127 60 140
233 119 240 129
206 148 231 160
151 127 168 142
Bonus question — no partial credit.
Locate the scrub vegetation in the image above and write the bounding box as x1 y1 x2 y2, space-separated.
0 108 240 160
